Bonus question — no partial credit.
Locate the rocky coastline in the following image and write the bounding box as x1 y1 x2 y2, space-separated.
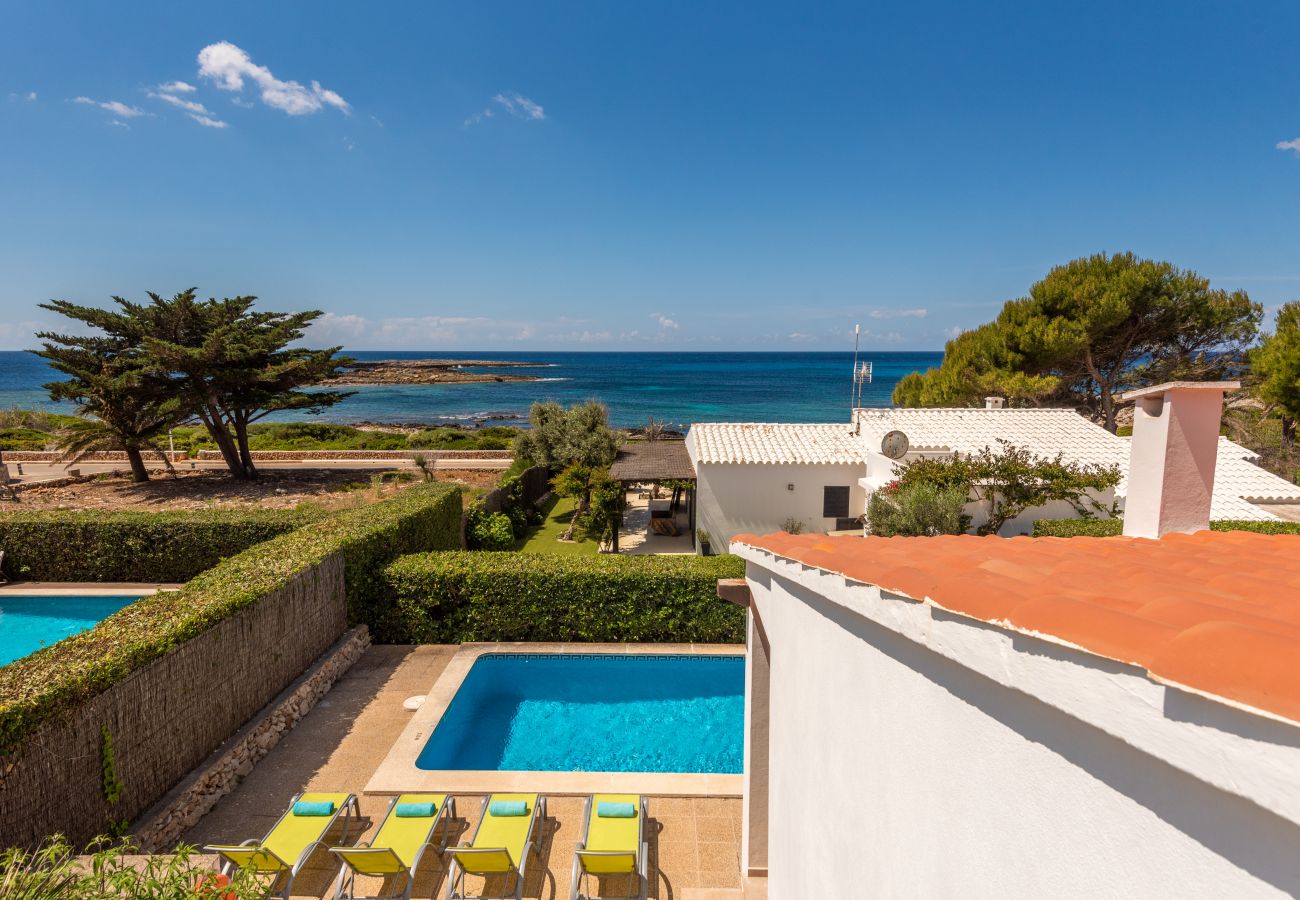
327 358 547 386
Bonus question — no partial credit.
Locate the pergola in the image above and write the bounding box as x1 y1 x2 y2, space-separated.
606 440 697 553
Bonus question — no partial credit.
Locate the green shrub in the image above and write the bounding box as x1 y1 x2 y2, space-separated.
406 425 522 451
1030 518 1123 537
378 551 747 644
0 482 462 757
0 427 56 450
465 508 515 551
0 508 326 582
0 836 267 897
1031 517 1300 537
868 482 970 536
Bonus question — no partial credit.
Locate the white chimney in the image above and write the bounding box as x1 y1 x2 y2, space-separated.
984 396 1005 410
1117 381 1239 539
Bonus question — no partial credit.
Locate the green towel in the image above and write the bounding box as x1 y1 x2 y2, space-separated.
489 800 528 817
292 800 334 817
597 802 636 818
395 802 436 818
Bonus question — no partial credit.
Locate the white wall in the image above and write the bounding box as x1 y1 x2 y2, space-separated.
742 556 1300 899
694 462 866 547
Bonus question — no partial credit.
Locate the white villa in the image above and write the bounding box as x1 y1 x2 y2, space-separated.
724 382 1300 897
686 397 1300 545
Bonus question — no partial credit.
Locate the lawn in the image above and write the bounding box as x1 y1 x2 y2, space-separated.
515 494 600 555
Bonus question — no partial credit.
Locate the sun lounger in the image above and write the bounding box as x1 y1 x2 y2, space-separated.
445 793 546 900
205 791 359 899
569 795 648 900
330 793 455 900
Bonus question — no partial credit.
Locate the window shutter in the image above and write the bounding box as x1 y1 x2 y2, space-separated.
822 486 850 518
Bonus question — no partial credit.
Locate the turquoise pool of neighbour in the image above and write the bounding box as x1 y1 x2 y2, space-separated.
416 653 745 774
0 594 142 666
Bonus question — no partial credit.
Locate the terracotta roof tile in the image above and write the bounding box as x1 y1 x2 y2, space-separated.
732 530 1300 723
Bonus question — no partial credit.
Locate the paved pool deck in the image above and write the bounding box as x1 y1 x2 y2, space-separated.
181 645 743 898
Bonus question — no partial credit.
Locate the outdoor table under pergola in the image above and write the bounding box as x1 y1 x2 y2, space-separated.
606 440 697 553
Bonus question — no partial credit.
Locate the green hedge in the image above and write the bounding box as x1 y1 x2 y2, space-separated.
377 551 747 644
1032 517 1300 537
0 508 327 582
0 482 462 757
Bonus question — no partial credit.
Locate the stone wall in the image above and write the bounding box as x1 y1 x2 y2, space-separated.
0 555 347 849
194 449 511 461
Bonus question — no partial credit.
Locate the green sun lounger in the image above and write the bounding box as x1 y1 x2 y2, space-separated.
330 793 456 900
569 795 648 900
445 793 546 900
205 791 360 900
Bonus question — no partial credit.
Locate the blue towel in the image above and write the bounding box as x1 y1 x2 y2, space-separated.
292 800 335 817
489 800 528 817
597 802 637 818
395 802 436 818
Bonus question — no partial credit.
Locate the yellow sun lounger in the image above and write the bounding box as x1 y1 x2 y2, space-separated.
445 793 546 900
330 793 456 900
569 795 648 900
205 792 360 900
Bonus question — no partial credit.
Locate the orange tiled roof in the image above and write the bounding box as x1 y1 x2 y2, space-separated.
732 530 1300 724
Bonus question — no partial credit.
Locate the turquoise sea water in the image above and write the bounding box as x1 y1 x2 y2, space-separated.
0 349 942 429
417 654 744 773
0 594 140 666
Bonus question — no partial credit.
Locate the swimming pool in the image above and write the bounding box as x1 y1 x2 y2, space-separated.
0 594 141 666
416 653 744 774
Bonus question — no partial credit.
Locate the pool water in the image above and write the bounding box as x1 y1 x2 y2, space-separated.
417 654 744 773
0 595 141 666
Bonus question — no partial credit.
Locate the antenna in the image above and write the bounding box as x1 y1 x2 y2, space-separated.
850 325 873 433
850 324 860 429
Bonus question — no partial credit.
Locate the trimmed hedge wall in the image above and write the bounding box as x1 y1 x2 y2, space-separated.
0 482 462 757
0 508 326 582
377 551 747 644
1032 518 1300 537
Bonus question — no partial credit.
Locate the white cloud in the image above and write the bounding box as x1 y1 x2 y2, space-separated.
869 307 928 319
310 313 371 341
650 313 679 330
197 41 350 116
8 91 37 102
159 81 196 94
494 93 545 120
1278 138 1300 155
787 332 817 343
943 326 964 339
73 96 149 118
110 120 130 129
150 90 206 114
466 92 546 127
148 84 229 128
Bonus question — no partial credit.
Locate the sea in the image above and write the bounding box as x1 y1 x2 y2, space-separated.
0 350 943 429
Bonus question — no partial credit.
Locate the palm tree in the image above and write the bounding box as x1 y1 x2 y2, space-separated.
35 332 182 483
56 413 177 483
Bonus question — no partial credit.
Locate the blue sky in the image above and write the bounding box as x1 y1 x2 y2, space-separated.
2 1 1298 351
